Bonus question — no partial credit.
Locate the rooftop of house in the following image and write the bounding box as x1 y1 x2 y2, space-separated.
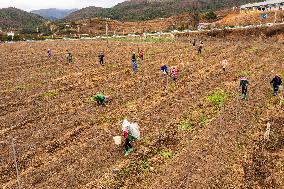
240 0 284 9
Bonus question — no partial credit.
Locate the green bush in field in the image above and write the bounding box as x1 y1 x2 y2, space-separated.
238 70 252 77
281 73 284 80
207 89 227 108
248 47 258 52
280 99 284 106
140 160 150 172
178 119 193 132
159 149 173 160
199 115 209 126
42 90 59 98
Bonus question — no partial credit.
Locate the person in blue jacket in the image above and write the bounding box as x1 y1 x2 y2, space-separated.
161 65 169 75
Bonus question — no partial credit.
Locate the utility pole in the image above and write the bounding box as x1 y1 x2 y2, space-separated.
106 23 108 36
274 9 278 23
11 138 21 189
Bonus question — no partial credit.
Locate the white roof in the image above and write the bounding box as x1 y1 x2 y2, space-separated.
240 0 284 8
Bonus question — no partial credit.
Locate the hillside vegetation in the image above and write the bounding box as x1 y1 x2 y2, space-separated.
0 7 46 29
65 0 260 21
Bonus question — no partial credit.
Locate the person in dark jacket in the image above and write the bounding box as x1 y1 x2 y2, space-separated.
98 53 105 65
198 41 203 54
192 39 196 46
240 77 249 100
47 49 52 59
270 74 282 96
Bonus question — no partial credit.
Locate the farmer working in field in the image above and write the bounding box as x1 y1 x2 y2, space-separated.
47 49 52 59
66 51 73 64
198 41 203 54
192 39 196 46
270 74 282 96
132 52 138 73
221 57 228 72
98 52 105 66
161 65 169 75
122 119 140 156
92 92 110 106
139 49 144 60
240 76 249 100
171 66 179 81
123 125 133 156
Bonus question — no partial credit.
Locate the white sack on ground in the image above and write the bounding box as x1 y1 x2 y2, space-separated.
129 123 140 140
121 119 141 140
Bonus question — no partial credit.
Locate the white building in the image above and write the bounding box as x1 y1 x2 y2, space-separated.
240 0 284 13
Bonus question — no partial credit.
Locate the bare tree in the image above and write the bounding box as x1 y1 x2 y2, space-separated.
191 0 201 30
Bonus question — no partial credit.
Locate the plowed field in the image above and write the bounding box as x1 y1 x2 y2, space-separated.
1 37 284 188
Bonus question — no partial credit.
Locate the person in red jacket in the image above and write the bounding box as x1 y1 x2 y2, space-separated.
139 50 144 60
123 127 133 156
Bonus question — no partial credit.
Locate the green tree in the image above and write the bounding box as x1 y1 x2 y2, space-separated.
204 11 217 20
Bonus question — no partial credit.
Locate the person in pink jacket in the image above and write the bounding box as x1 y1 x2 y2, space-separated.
171 66 179 81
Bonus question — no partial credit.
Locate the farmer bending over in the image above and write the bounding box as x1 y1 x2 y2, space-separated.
92 93 110 106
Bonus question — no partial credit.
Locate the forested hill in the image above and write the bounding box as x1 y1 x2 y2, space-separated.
65 0 261 21
0 7 46 29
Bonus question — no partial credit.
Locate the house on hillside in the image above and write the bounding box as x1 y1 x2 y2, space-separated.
240 0 284 13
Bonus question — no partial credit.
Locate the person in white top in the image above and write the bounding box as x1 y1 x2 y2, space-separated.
221 57 228 72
